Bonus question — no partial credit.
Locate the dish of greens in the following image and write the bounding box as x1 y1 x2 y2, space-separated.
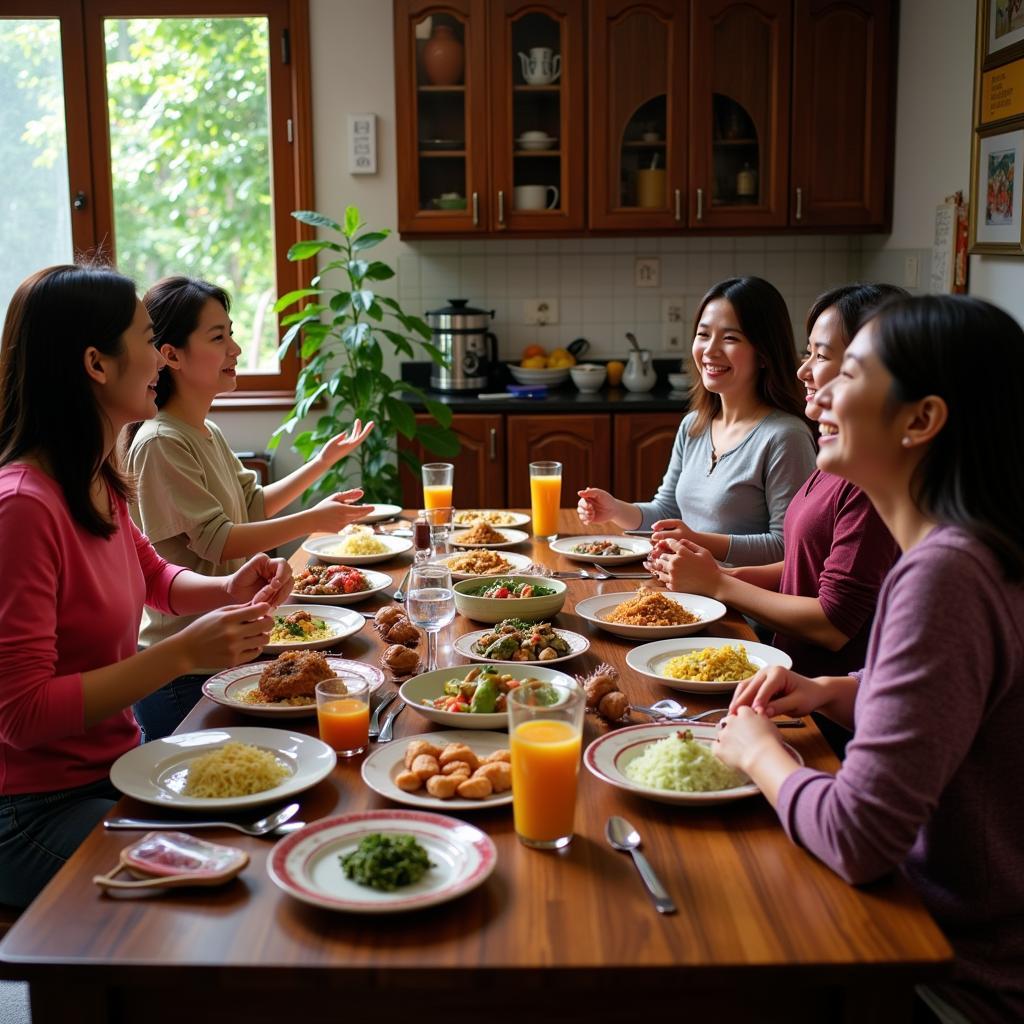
466 578 558 599
423 666 560 714
340 833 434 891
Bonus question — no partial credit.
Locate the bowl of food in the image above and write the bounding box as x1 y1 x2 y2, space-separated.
433 192 467 210
453 574 567 623
667 372 689 391
400 663 577 729
508 365 572 387
569 364 607 393
573 587 726 639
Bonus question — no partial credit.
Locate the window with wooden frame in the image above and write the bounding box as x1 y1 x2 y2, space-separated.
0 0 313 405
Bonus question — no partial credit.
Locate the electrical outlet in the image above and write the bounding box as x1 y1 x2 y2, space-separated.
662 297 686 351
635 257 660 288
524 298 559 325
903 255 919 288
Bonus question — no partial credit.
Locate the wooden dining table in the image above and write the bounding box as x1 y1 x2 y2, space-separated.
0 510 952 1022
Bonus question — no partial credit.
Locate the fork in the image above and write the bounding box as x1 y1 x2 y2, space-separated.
552 568 609 580
368 690 398 740
377 700 406 742
104 802 301 837
589 562 654 579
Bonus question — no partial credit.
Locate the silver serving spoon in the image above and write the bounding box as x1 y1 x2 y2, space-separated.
104 801 300 837
631 699 689 719
605 816 676 914
632 700 805 728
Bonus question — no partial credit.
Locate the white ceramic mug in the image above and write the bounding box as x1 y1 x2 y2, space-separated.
513 184 559 211
518 47 561 85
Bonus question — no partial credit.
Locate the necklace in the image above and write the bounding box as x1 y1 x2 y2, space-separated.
708 432 719 476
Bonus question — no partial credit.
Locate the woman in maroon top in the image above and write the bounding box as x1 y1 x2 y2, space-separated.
650 284 903 678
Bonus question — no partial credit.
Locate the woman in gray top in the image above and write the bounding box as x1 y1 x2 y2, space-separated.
578 277 815 565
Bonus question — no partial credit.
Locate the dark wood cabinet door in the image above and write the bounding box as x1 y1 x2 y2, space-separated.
488 0 586 232
790 0 896 229
505 415 611 506
613 412 681 502
689 0 791 230
394 0 489 234
399 414 504 508
588 0 689 231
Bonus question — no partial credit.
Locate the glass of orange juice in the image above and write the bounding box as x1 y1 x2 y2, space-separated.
422 463 454 513
508 681 584 850
315 675 370 757
529 460 562 541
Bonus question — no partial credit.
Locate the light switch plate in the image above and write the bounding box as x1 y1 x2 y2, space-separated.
348 113 377 175
635 257 660 288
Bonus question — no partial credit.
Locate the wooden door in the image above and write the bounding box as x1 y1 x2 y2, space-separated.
394 0 489 234
790 0 896 229
689 0 791 229
612 412 681 502
588 0 689 231
399 414 504 509
505 415 611 506
488 0 585 232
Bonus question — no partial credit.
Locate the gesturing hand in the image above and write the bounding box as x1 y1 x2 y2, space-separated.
315 420 375 469
309 489 368 532
576 487 617 525
178 603 274 670
226 554 293 608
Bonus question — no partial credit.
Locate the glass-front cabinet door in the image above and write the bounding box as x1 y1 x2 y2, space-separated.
689 0 791 229
588 0 688 231
488 0 584 232
395 0 487 233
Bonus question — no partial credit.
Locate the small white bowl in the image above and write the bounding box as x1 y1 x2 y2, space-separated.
517 131 556 151
667 372 689 391
570 364 607 393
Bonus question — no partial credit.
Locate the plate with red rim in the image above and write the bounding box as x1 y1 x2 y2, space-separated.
202 657 386 718
266 809 497 913
290 566 393 606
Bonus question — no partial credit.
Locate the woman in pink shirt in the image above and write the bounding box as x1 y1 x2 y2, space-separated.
716 296 1024 1023
0 265 291 907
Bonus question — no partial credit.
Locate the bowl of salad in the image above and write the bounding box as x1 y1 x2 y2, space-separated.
452 575 566 624
400 663 578 729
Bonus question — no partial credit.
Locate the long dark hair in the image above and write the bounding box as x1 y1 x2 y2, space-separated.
806 282 909 343
0 264 138 537
687 277 806 437
870 294 1024 581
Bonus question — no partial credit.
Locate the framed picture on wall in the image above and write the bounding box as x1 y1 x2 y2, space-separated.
970 123 1024 253
982 0 1024 69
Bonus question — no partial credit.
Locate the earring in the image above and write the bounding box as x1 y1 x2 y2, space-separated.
901 437 912 447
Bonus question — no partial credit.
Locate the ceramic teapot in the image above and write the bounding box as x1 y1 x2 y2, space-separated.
518 47 561 85
622 348 656 393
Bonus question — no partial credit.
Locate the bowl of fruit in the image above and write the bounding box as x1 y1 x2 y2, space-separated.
509 345 575 386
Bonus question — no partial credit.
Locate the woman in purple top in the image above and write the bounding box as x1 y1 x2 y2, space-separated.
650 284 903 680
716 295 1024 1023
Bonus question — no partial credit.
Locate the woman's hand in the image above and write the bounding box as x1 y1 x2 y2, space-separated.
651 518 697 544
713 705 785 775
176 603 274 670
729 665 830 719
576 487 618 525
307 489 368 532
225 554 293 608
315 420 375 470
647 538 722 596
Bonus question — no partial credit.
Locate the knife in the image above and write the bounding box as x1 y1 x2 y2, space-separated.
377 701 406 743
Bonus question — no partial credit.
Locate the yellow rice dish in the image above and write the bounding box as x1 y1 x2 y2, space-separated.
662 645 758 682
269 612 335 644
326 531 389 556
183 741 290 798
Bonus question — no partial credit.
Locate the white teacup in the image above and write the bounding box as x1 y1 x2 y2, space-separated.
514 184 560 211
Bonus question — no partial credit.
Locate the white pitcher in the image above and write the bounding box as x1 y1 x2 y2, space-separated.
622 349 656 393
518 47 561 85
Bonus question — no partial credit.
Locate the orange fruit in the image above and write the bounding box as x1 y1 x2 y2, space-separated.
522 344 546 359
606 360 625 386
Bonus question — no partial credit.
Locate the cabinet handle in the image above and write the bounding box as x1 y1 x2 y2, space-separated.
489 427 497 461
497 190 505 227
472 191 479 226
696 188 704 222
795 187 803 221
674 188 681 222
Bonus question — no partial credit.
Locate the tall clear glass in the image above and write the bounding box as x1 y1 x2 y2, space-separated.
508 682 584 850
422 462 454 514
529 461 562 541
405 564 456 672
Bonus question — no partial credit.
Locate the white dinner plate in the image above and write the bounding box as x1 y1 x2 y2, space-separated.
202 657 386 718
549 535 652 565
265 605 365 653
452 510 531 529
434 549 534 580
453 627 590 666
361 730 512 811
625 637 792 694
450 527 530 550
110 726 336 811
584 721 803 806
303 533 413 566
358 503 403 523
290 567 393 606
266 810 497 913
574 591 726 640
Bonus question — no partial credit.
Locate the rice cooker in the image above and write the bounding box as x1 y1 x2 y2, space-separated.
426 299 498 391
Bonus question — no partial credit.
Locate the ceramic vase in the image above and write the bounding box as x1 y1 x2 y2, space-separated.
422 25 464 86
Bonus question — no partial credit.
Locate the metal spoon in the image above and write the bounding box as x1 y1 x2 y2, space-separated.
605 816 676 914
631 699 689 719
625 331 642 354
104 801 301 837
632 701 805 728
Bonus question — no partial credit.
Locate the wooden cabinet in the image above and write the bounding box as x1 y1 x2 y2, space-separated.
506 414 611 505
398 414 504 508
790 0 896 229
612 412 680 502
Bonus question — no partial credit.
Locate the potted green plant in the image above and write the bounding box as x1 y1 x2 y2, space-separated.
269 205 459 504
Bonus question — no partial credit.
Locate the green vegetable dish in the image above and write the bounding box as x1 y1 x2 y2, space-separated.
423 665 560 714
340 833 433 891
471 618 571 662
468 578 557 599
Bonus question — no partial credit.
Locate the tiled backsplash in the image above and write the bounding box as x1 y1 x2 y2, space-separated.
397 234 870 361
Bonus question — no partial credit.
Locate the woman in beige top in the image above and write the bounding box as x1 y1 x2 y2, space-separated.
126 276 373 738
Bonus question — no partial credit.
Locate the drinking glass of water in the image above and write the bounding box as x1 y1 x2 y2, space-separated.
405 564 456 672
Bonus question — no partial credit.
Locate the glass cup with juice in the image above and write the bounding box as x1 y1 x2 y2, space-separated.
422 462 454 513
315 675 370 756
508 681 584 850
529 460 562 541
